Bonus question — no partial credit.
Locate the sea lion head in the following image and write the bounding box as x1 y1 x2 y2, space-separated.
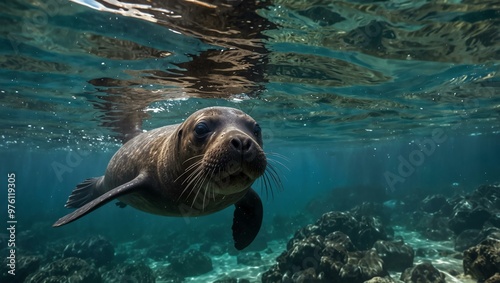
175 107 267 196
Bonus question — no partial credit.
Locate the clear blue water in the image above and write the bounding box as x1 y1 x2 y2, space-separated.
0 0 499 282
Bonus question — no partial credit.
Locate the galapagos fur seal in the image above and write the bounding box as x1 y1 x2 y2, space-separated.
53 107 268 250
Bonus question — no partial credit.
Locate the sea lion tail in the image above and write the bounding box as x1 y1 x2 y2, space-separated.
53 174 148 227
64 177 103 208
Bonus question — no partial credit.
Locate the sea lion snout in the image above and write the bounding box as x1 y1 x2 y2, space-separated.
202 131 266 194
227 131 259 161
230 135 252 154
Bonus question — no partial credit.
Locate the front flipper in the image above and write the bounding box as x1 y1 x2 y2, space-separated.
53 173 148 227
232 188 263 250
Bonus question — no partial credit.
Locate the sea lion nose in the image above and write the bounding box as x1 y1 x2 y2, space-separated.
230 136 252 153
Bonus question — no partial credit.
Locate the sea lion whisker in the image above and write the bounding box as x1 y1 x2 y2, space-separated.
176 159 203 183
267 157 290 173
183 159 203 172
267 173 275 199
190 164 213 208
179 168 201 196
191 170 209 209
179 160 204 185
193 166 210 193
266 156 289 186
185 174 202 203
260 170 272 199
182 154 205 165
198 167 213 207
202 182 211 211
266 152 289 161
183 167 204 197
266 164 284 192
208 167 217 200
179 167 204 200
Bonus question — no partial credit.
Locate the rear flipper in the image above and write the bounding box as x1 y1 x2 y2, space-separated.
53 173 148 227
232 188 263 250
65 177 103 208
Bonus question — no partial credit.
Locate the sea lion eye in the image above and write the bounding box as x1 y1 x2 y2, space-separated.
253 124 262 137
194 122 210 138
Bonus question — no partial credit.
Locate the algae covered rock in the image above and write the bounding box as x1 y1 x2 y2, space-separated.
262 209 392 283
373 240 414 272
25 257 101 283
1 255 41 283
400 262 445 283
62 235 114 266
102 262 155 283
463 238 500 282
262 233 388 283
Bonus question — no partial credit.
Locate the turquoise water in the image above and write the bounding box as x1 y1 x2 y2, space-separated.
1 0 499 282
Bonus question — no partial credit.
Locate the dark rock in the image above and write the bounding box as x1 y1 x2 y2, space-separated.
305 211 358 240
170 249 213 277
236 252 262 266
291 267 323 282
264 234 387 283
1 255 41 283
25 257 101 283
488 212 500 228
463 238 500 281
364 276 398 283
373 240 414 272
485 273 500 283
411 212 453 241
420 195 449 214
289 211 388 251
355 215 388 250
320 211 358 233
351 202 391 225
287 235 325 269
261 264 283 283
63 235 114 266
449 206 491 235
339 250 387 283
263 208 392 283
488 229 500 240
455 229 483 252
102 263 155 283
319 247 348 281
324 231 356 252
471 184 500 210
423 226 452 241
400 262 445 283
